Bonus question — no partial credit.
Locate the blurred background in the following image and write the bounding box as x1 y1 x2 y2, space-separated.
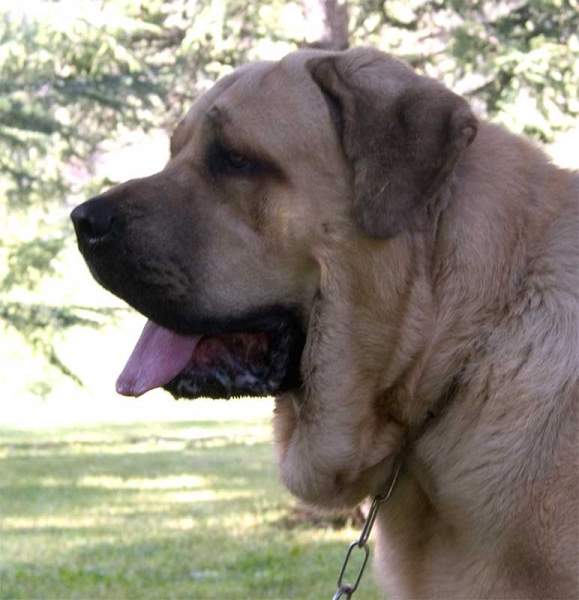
1 1 577 598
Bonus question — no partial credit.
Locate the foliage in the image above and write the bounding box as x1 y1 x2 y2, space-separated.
1 0 577 395
350 0 579 139
1 2 159 390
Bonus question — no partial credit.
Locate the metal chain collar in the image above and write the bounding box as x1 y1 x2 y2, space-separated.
331 458 402 600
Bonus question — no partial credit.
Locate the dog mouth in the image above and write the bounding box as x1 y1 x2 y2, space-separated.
116 311 304 400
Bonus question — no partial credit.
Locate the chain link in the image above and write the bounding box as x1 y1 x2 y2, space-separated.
331 458 402 600
332 584 353 599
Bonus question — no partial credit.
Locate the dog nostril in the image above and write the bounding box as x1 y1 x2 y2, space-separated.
80 213 114 239
71 201 116 241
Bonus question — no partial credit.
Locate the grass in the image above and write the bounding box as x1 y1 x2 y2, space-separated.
0 401 383 599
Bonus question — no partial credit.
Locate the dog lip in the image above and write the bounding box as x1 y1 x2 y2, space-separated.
154 305 305 338
79 233 115 248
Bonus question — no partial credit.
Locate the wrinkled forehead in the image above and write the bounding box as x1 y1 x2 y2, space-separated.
184 61 274 122
172 55 334 154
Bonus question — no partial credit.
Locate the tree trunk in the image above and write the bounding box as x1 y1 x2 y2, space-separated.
303 0 349 50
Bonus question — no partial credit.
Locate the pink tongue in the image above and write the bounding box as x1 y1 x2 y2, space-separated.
116 320 201 397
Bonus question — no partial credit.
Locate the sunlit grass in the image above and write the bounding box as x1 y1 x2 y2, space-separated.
0 408 383 599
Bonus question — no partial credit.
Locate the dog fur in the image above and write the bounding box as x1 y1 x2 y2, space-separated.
72 48 579 599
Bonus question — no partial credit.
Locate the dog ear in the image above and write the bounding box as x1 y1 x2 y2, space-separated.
309 50 477 238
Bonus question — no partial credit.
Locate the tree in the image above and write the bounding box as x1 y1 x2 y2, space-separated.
1 4 167 392
304 0 350 49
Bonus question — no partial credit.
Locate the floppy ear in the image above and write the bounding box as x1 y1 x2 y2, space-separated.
309 50 478 238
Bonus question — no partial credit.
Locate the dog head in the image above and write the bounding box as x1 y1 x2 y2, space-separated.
72 48 476 504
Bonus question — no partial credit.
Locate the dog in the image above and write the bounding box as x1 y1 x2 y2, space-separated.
71 48 579 599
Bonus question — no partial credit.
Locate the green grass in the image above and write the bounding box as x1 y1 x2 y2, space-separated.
0 405 383 599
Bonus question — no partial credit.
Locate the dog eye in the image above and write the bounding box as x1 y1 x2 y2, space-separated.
225 151 251 171
205 140 261 180
207 142 255 177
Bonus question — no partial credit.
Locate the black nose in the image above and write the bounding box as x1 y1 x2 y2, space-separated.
71 197 116 243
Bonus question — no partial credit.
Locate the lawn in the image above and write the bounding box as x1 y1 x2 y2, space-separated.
0 399 382 599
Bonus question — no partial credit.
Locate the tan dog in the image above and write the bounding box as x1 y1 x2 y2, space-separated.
71 48 579 599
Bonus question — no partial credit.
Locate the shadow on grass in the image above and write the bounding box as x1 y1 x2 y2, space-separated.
0 424 382 600
2 446 278 515
0 418 267 444
2 529 377 599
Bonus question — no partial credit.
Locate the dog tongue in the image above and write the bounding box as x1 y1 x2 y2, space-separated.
116 320 201 397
